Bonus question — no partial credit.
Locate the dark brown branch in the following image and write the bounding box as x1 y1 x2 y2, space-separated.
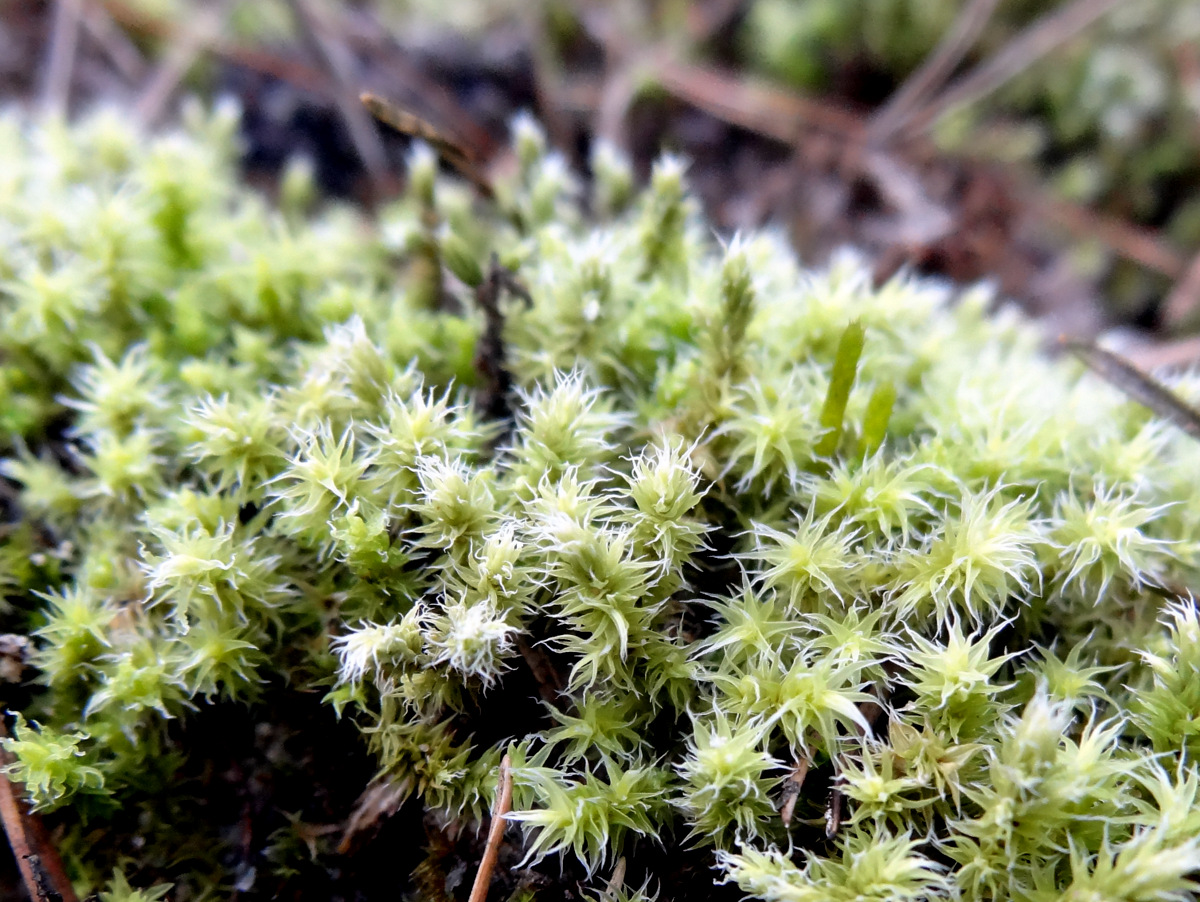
474 255 533 425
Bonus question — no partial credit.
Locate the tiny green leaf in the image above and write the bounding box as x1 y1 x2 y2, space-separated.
815 320 865 459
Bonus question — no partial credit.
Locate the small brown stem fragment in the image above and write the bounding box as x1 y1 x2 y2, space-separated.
474 255 533 425
360 92 494 198
825 780 844 839
779 757 810 827
1064 339 1200 441
468 754 513 902
604 857 627 900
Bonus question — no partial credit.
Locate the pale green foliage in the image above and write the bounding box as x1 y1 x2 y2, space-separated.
2 106 1200 900
717 827 948 902
1 715 104 811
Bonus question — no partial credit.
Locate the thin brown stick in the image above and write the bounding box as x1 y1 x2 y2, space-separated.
603 857 627 899
360 92 477 164
102 0 330 93
901 0 1124 138
284 0 389 193
80 0 147 83
652 58 863 143
1120 335 1200 372
1036 196 1186 279
0 724 78 902
779 757 810 827
467 754 513 902
1064 339 1200 441
868 0 1001 144
824 773 844 839
41 0 85 116
516 637 564 708
337 10 499 161
134 0 232 126
1162 251 1200 329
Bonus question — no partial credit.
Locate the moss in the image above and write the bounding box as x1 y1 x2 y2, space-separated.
2 104 1200 901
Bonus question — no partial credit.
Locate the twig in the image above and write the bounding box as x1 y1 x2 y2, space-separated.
337 10 499 161
1162 251 1200 329
779 757 810 827
1064 339 1200 441
603 857 627 900
1120 335 1200 371
0 723 78 902
80 0 146 83
284 0 390 195
474 255 533 425
1035 195 1186 279
102 0 329 93
595 60 643 150
860 151 953 245
824 773 844 839
868 0 1001 145
901 0 1124 138
516 637 564 707
686 0 751 43
652 58 863 143
134 0 232 126
337 778 409 855
361 92 494 197
40 0 85 116
467 754 513 902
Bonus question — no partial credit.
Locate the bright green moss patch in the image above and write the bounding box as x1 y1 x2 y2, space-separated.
2 104 1200 901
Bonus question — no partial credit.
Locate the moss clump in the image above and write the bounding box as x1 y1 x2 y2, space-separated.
2 103 1200 901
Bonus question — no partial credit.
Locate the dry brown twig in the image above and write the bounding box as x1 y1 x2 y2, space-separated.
134 0 233 126
41 0 85 116
1161 252 1200 329
1064 339 1200 441
778 757 810 828
1036 196 1187 280
284 0 391 195
80 0 147 84
603 857 628 900
1120 335 1200 371
901 0 1124 139
868 0 1001 145
467 754 514 902
101 0 329 93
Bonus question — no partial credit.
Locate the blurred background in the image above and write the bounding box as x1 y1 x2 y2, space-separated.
5 0 1200 359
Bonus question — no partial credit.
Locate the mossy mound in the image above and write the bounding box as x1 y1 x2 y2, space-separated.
2 105 1200 901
